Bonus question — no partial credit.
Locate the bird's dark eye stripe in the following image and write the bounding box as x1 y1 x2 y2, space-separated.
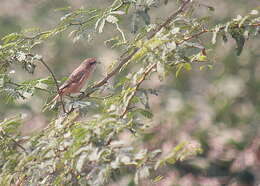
90 61 97 65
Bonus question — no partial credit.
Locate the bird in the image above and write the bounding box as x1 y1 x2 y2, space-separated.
51 58 97 103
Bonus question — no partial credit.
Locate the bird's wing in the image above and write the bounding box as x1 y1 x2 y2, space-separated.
59 70 85 91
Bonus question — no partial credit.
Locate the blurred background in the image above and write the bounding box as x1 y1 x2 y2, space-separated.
0 0 259 185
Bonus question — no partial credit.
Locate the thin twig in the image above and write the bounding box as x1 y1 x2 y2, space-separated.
120 63 156 118
177 22 260 45
5 81 51 93
147 0 191 39
0 131 28 154
23 31 52 40
37 57 66 113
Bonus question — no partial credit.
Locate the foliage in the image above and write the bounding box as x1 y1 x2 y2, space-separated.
0 0 259 185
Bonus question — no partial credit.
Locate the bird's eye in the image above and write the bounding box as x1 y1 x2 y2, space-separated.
90 61 97 65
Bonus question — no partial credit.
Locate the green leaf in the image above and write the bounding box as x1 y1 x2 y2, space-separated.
230 28 245 56
212 26 220 44
152 175 164 183
131 12 139 33
184 63 192 71
139 166 150 179
1 33 21 44
175 63 184 77
2 42 16 49
239 15 249 28
110 11 125 15
76 153 88 172
138 10 150 25
250 9 258 15
134 108 153 118
156 62 165 81
54 6 71 12
155 142 202 170
106 15 118 24
98 19 106 33
208 6 215 11
222 32 228 43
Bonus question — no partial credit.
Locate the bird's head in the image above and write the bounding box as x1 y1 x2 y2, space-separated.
82 58 98 71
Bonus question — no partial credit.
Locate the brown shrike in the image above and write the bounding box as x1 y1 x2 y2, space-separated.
52 58 97 102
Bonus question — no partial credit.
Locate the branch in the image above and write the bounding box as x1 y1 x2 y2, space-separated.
177 22 260 45
36 57 66 113
147 0 191 39
0 131 28 154
82 47 139 98
5 81 51 93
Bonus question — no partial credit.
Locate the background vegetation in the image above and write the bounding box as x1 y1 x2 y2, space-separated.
0 0 259 185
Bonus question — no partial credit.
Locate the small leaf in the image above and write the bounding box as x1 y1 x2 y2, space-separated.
131 12 139 33
156 62 165 81
230 28 245 56
135 149 147 160
149 149 162 159
98 19 106 33
239 15 249 28
110 11 125 15
95 17 102 30
60 13 72 21
250 9 258 15
106 15 118 24
139 166 150 179
135 108 153 118
35 82 48 89
134 170 139 185
184 63 191 71
171 27 180 35
33 54 42 60
212 26 220 44
1 33 21 44
234 15 243 21
54 6 71 12
138 10 150 25
17 52 26 62
175 63 184 77
222 32 228 43
76 153 88 172
120 155 131 164
153 175 164 183
166 41 176 51
208 6 215 11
